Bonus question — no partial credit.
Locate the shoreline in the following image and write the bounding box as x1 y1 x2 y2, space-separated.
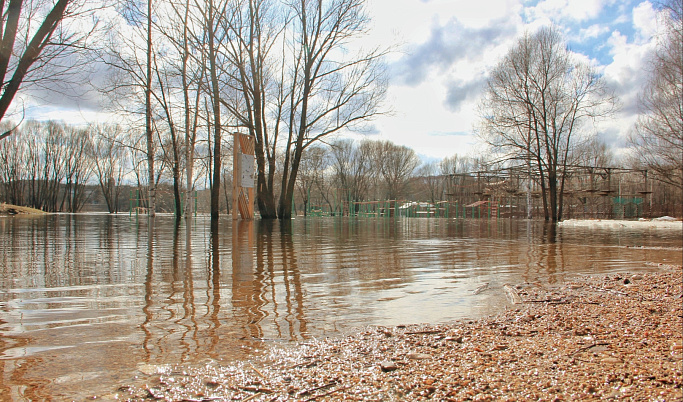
0 203 46 215
111 267 683 401
559 218 682 230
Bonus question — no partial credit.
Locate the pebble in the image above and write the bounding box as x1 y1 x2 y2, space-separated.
107 269 683 401
406 353 432 360
601 357 622 364
379 361 399 372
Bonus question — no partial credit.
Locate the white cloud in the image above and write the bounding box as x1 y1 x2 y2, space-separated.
526 0 609 22
597 26 655 148
24 107 117 127
579 23 611 40
370 82 479 159
632 1 658 41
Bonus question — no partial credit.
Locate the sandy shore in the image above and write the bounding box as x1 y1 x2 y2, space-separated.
110 266 682 401
559 218 682 230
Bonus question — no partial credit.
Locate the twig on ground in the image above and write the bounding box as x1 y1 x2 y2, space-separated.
571 342 610 356
304 385 350 401
524 299 569 304
298 381 338 397
405 329 444 335
249 362 266 379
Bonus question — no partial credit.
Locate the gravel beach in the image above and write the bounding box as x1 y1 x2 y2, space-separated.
110 265 682 401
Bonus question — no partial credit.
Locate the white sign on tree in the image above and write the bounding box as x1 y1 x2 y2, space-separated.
240 153 255 188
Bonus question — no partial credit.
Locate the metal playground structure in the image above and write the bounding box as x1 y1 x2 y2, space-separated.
304 165 663 220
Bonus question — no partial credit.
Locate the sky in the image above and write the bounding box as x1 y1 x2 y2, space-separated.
18 0 666 162
358 0 664 161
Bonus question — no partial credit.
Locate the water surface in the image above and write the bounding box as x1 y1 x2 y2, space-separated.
0 215 681 399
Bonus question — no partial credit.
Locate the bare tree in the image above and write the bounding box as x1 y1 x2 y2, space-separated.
0 121 27 203
373 140 419 200
90 123 129 213
144 0 156 217
219 0 287 219
478 26 617 221
196 0 230 219
60 124 94 212
574 136 614 168
178 0 204 221
629 0 683 190
0 0 101 140
417 161 441 206
276 0 388 219
219 0 387 219
329 138 373 212
295 144 328 214
101 0 161 215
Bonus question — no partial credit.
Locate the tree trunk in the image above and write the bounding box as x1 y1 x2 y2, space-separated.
173 163 181 220
548 172 558 222
526 157 533 219
146 0 156 218
207 0 222 220
182 0 195 222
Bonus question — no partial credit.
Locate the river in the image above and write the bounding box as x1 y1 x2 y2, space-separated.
0 214 681 400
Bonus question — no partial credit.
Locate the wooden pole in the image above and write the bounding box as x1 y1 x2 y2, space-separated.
232 133 239 219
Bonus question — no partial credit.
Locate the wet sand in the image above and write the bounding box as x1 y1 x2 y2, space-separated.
109 265 682 401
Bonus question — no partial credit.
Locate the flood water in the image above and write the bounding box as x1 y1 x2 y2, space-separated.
0 214 681 400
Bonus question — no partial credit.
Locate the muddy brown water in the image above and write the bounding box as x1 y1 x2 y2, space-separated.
0 215 681 400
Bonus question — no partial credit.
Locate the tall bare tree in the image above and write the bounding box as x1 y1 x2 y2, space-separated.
179 0 203 221
145 0 156 217
478 26 617 221
101 0 160 215
276 0 388 219
197 0 229 219
629 0 683 190
219 0 286 219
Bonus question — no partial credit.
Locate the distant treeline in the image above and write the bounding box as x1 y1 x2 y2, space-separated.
0 120 680 218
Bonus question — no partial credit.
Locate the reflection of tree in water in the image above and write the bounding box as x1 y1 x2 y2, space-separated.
141 218 203 362
207 219 221 355
137 218 313 365
230 220 265 340
168 221 197 362
141 218 155 361
275 220 308 340
181 222 197 361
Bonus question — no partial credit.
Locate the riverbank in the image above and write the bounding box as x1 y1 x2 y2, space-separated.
111 266 682 401
0 203 46 215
